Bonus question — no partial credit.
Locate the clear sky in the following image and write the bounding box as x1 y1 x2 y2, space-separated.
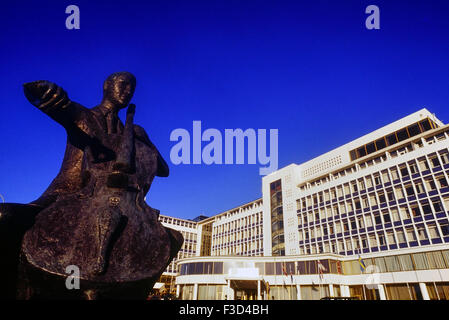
0 0 448 220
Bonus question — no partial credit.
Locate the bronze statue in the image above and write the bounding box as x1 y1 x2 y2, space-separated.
0 72 183 299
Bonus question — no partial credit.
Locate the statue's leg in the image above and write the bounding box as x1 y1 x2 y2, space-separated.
0 203 42 299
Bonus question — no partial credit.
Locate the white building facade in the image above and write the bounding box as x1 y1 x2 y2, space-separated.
171 109 449 300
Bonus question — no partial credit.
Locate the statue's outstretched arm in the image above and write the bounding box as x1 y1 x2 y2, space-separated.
23 80 85 129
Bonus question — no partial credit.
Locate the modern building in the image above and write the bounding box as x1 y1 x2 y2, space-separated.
166 109 449 300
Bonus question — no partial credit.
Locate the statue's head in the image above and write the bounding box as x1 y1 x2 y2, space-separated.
102 72 136 110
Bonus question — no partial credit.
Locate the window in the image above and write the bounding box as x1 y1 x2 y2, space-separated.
417 226 428 241
362 197 369 209
374 212 382 225
415 181 425 194
387 231 396 245
409 162 418 174
400 166 409 177
430 156 441 168
351 181 358 193
383 211 391 223
385 256 401 272
425 178 437 191
412 253 429 270
365 215 373 228
382 171 390 183
387 189 395 201
378 192 386 204
374 174 382 186
361 236 368 248
410 204 421 217
350 218 357 230
419 159 430 171
421 202 433 215
358 216 365 229
398 255 414 271
391 208 400 222
369 234 377 247
396 229 406 244
405 184 415 196
375 138 387 150
366 176 373 188
400 206 411 220
390 168 399 180
437 175 448 188
440 151 449 165
359 179 366 191
406 227 417 242
433 200 443 213
369 194 377 206
439 223 449 236
395 186 405 200
378 232 386 246
428 224 439 239
386 133 398 146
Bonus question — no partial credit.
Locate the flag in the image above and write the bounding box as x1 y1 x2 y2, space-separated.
282 262 287 276
358 255 366 272
336 261 342 274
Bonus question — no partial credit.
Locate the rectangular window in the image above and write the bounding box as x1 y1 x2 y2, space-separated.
398 254 414 271
374 212 382 225
391 208 400 222
400 166 409 177
417 226 428 241
419 159 430 171
365 214 373 227
425 178 437 191
409 162 418 174
383 211 391 223
390 168 399 180
412 253 429 270
439 223 449 236
396 229 406 244
395 186 405 200
428 224 439 239
400 206 411 220
440 151 449 165
387 231 396 245
406 227 417 242
415 181 425 194
430 156 441 168
386 133 398 146
366 176 373 188
374 174 382 186
369 194 377 206
405 184 415 196
410 204 421 217
437 175 448 188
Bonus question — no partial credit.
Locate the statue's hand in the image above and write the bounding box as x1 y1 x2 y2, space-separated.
23 81 71 112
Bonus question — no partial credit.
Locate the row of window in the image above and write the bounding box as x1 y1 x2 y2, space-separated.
300 130 449 192
298 150 449 211
349 118 438 161
179 250 449 276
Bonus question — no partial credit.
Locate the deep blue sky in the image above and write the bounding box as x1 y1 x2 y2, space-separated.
0 0 448 220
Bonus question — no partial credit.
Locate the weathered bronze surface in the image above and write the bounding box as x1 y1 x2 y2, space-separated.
0 72 183 299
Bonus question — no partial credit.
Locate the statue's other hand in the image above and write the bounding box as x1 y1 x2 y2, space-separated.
23 80 71 111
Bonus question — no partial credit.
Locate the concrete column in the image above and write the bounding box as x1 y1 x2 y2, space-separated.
193 283 198 300
257 280 261 300
176 285 180 298
296 284 301 300
377 284 387 300
329 284 334 297
341 285 350 297
419 282 430 300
